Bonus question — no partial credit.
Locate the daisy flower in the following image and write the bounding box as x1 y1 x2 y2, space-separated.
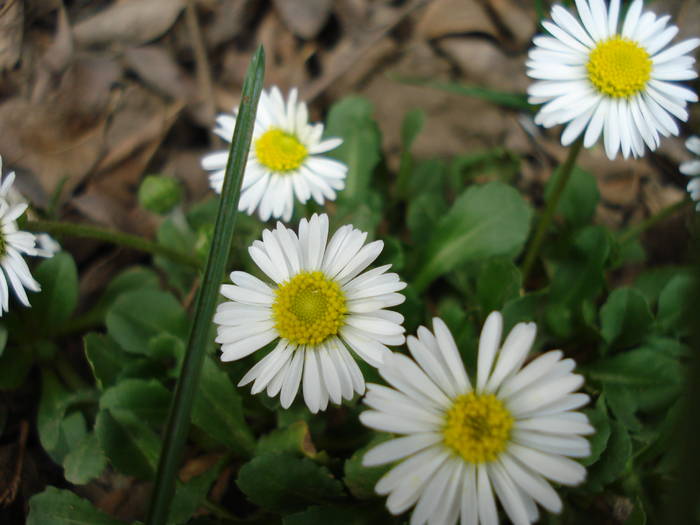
360 312 593 525
527 0 699 160
201 86 347 222
0 199 42 315
0 158 60 258
680 136 700 210
214 213 406 413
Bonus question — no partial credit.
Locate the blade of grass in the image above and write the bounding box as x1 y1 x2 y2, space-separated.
146 46 265 525
390 74 534 112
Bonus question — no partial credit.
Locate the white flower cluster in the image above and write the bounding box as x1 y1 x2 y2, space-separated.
0 157 59 315
213 213 593 525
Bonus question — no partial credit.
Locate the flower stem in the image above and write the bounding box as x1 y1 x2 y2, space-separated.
23 219 200 269
521 138 583 284
145 47 265 525
618 198 691 244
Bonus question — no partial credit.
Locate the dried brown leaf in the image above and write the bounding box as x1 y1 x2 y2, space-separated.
73 0 186 48
272 0 332 39
0 0 23 70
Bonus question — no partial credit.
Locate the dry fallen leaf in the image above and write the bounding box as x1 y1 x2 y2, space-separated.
272 0 333 39
0 0 23 71
73 0 186 48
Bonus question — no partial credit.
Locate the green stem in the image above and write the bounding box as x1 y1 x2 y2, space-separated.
145 47 265 525
24 219 200 269
618 198 691 244
521 138 583 284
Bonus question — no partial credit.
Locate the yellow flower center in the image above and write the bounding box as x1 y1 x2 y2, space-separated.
254 128 308 172
0 231 5 257
442 393 514 464
586 36 652 98
272 271 347 346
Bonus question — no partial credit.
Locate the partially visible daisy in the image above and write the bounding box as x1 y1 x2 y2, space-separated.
527 0 699 160
0 157 60 258
0 199 42 315
201 86 347 222
214 213 406 413
361 313 593 525
681 136 700 210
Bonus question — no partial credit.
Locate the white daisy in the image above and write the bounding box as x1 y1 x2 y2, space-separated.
201 86 347 222
681 136 700 210
527 0 699 160
0 158 60 258
360 312 593 525
0 199 42 315
214 213 406 413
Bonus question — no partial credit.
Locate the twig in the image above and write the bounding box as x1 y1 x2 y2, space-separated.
302 0 433 102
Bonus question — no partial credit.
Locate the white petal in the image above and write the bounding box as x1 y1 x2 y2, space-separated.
477 311 503 391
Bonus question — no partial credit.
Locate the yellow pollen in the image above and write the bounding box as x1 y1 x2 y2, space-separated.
587 36 651 98
442 393 514 464
272 271 347 346
254 128 308 172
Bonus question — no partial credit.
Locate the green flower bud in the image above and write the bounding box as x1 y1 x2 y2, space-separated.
138 175 182 215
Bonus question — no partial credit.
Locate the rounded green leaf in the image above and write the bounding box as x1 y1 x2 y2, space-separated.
413 182 532 291
236 453 345 513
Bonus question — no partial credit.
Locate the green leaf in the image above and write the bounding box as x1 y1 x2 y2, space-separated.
581 396 611 467
400 108 425 150
325 97 381 204
169 461 224 525
38 369 93 460
343 435 392 500
106 289 188 355
192 356 255 455
155 214 199 293
407 190 447 246
0 324 7 358
475 257 522 314
585 419 631 490
605 384 643 431
599 288 654 351
27 486 125 525
256 421 318 458
99 266 161 307
546 226 610 337
634 266 689 306
657 273 695 336
63 433 107 485
31 252 78 332
544 167 599 227
585 345 682 412
0 341 33 389
100 379 171 427
236 453 345 513
95 409 161 479
284 504 389 525
548 226 610 306
84 333 132 390
414 182 532 291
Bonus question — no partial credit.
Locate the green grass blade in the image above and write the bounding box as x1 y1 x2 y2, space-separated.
145 46 265 525
391 75 534 112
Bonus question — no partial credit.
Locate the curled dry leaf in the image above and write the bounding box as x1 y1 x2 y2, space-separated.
73 0 186 48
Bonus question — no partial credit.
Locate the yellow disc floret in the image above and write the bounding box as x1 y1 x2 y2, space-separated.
272 271 347 346
254 128 308 172
587 36 652 98
443 392 514 464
